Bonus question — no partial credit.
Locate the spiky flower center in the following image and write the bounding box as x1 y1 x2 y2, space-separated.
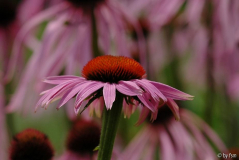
82 55 146 83
67 0 105 9
67 119 100 155
9 129 54 160
0 1 16 27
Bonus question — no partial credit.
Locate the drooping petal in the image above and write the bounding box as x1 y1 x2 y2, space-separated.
149 80 194 100
167 120 194 160
116 81 142 96
136 106 150 125
5 2 70 82
74 100 88 115
103 83 116 110
75 82 104 110
137 93 157 112
123 99 137 118
166 98 180 121
169 122 194 159
135 79 167 102
150 109 158 122
181 110 227 152
41 80 80 106
159 126 176 160
57 81 88 109
119 128 150 160
37 27 79 85
182 116 216 159
7 54 40 112
89 97 104 118
34 79 80 110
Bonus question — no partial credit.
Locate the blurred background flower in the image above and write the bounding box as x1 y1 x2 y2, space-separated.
119 107 227 160
9 128 54 160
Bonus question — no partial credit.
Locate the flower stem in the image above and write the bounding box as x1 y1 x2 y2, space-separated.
97 95 123 160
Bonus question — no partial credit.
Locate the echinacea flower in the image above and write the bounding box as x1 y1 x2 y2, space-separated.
58 118 100 160
36 55 193 122
9 128 54 160
119 106 227 160
6 0 145 117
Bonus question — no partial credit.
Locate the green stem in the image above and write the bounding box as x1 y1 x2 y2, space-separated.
97 95 123 160
91 10 102 58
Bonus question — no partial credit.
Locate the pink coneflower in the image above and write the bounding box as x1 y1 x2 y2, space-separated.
35 55 193 120
6 0 145 117
9 128 54 160
58 119 100 160
119 107 227 160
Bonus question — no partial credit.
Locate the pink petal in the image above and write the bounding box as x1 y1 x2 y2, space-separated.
7 54 41 112
57 81 88 109
159 126 176 160
116 81 142 96
42 80 80 106
136 107 150 125
75 81 104 109
149 80 194 100
166 98 180 121
137 93 157 112
36 14 69 61
119 128 150 160
136 79 167 102
123 99 137 118
44 76 83 84
167 122 191 160
181 110 227 152
74 100 88 114
38 28 78 81
103 83 116 110
5 2 70 82
169 121 195 159
182 117 216 159
18 0 45 24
